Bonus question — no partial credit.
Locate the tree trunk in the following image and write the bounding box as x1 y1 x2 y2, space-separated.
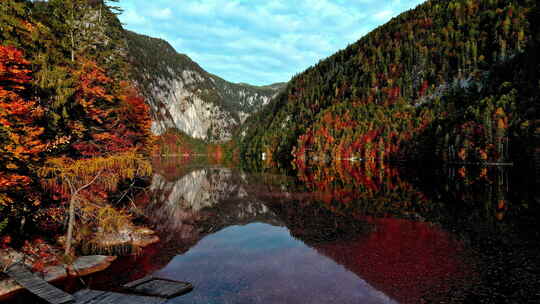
65 195 77 256
64 172 101 257
71 31 75 62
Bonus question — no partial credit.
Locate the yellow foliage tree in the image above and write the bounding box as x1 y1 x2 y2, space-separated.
37 150 152 256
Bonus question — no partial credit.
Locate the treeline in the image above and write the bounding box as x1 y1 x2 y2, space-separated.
239 0 538 167
0 0 152 243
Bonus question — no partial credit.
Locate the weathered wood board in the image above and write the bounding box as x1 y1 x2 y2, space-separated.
123 276 193 299
4 264 74 304
73 289 166 304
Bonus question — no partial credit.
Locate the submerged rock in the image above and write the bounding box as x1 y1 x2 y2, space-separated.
68 255 117 277
81 226 160 256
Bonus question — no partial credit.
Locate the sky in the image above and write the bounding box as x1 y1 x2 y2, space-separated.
117 0 425 86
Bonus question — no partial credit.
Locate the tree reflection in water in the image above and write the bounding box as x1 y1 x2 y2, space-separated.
80 157 538 303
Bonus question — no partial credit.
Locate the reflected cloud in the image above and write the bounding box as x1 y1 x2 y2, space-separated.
135 160 479 303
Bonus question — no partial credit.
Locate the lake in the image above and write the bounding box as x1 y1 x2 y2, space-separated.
10 157 539 303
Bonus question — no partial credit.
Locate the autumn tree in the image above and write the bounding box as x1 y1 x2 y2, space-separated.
1 0 154 241
0 0 36 48
0 46 45 210
70 61 152 157
38 152 152 255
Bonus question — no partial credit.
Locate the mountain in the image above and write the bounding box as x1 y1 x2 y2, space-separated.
124 31 285 142
239 0 539 167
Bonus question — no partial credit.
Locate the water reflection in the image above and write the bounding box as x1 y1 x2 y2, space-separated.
130 158 484 303
144 166 281 243
160 223 396 304
82 157 538 303
314 217 473 304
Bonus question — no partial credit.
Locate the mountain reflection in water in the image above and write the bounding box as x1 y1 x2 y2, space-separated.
81 158 538 303
159 223 396 304
135 160 477 304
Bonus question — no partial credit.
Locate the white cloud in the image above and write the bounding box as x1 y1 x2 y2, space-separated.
121 7 147 26
118 0 426 85
148 8 173 20
182 1 218 16
373 10 394 21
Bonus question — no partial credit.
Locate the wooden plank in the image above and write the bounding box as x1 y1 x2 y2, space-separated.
73 289 166 304
72 290 107 304
122 276 154 289
5 264 74 304
123 277 193 299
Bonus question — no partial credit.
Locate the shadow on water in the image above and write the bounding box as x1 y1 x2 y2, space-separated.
405 165 540 303
15 157 537 303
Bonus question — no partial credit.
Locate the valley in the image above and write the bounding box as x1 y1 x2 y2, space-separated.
0 0 538 303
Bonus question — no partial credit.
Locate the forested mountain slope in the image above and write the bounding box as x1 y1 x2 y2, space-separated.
239 0 539 167
125 31 285 142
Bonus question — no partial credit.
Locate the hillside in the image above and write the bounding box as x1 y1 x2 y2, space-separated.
1 0 286 239
239 0 539 167
125 31 285 142
0 0 156 253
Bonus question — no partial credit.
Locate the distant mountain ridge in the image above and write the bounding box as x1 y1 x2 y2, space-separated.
239 0 539 167
124 31 285 142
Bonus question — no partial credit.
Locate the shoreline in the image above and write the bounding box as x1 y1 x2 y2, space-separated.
0 255 116 301
0 227 160 301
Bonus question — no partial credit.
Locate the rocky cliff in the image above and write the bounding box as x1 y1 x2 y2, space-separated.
125 31 285 142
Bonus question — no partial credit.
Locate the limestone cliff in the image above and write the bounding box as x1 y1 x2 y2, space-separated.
125 31 285 142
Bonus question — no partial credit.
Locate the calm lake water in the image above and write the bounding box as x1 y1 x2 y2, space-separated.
9 157 539 303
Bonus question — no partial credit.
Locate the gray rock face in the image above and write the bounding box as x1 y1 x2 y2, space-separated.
146 71 238 140
125 31 285 142
145 167 279 243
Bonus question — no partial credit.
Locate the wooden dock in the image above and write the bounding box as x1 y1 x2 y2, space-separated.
123 276 193 299
4 263 193 304
5 263 74 304
73 289 166 304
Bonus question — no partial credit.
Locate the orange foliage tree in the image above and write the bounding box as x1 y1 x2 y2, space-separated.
70 61 153 157
0 46 45 207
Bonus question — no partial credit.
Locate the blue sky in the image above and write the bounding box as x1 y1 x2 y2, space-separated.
117 0 425 86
